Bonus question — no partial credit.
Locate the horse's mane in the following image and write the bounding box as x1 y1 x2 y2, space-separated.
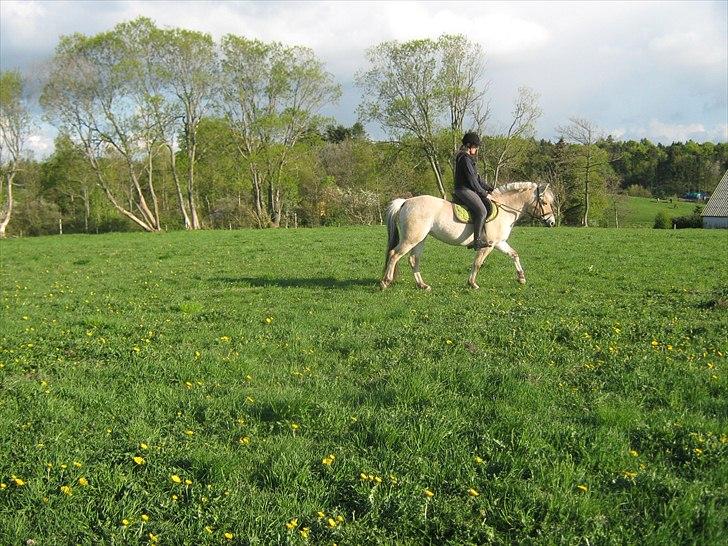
491 181 538 195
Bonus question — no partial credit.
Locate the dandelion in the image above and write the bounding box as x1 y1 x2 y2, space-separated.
60 485 73 496
60 464 67 470
577 484 588 492
184 430 194 436
140 443 149 450
148 533 158 543
651 340 659 347
423 488 434 498
622 471 637 480
133 456 145 465
286 518 299 530
336 515 344 523
73 461 82 468
224 532 234 540
667 344 673 351
170 474 182 484
171 494 178 501
11 476 25 487
265 317 273 324
205 526 213 534
220 336 231 343
121 519 130 526
299 527 310 539
78 477 89 487
467 488 480 497
327 518 337 528
245 375 253 381
389 474 398 484
629 450 639 457
693 448 703 456
322 454 335 465
239 436 251 445
374 476 382 484
474 455 484 465
317 511 325 520
185 479 192 485
141 514 149 522
0 483 6 490
290 422 300 432
446 339 453 345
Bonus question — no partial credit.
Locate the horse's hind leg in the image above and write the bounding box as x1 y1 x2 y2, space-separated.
381 240 420 289
408 240 430 291
468 245 494 289
495 241 526 284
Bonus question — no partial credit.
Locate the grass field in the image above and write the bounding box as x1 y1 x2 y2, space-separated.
1 226 727 545
613 197 698 228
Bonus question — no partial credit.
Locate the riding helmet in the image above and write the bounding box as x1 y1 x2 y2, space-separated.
462 131 481 147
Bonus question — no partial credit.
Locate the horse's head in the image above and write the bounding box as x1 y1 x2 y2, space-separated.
533 184 556 227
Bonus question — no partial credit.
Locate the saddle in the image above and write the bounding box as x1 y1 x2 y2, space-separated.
452 201 499 224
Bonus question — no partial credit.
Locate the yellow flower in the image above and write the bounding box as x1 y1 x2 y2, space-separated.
185 479 192 485
629 450 639 457
122 519 130 526
285 518 298 530
467 488 479 497
224 532 234 540
73 461 82 468
205 526 213 534
446 339 453 345
693 448 703 456
322 454 335 465
141 514 149 522
0 483 6 490
171 494 178 501
60 485 73 496
474 455 484 464
239 436 251 445
327 518 337 528
651 340 659 346
423 488 434 498
577 484 588 492
622 471 638 479
299 527 310 539
290 423 300 431
11 476 25 487
389 474 398 484
359 473 368 481
184 430 194 436
171 474 182 483
133 456 145 465
140 443 149 450
78 477 89 487
148 533 158 543
374 476 382 484
336 515 344 523
317 511 325 519
220 336 231 342
265 317 273 324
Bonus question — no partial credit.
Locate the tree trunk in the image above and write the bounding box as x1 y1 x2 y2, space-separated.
582 159 591 227
426 154 447 199
0 172 14 238
167 146 192 229
83 187 90 232
187 142 201 229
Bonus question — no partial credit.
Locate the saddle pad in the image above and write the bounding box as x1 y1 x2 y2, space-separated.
453 202 499 224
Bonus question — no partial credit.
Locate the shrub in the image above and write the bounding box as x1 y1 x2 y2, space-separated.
654 211 671 229
672 214 703 229
626 184 652 198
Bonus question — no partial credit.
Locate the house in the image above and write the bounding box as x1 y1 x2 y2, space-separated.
702 169 728 228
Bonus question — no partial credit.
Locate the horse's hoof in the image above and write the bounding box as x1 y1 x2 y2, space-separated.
379 280 389 290
418 284 432 291
517 277 526 285
468 282 480 290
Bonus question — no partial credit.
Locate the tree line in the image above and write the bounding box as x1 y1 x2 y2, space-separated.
1 17 726 237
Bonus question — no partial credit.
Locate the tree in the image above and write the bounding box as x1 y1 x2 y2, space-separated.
558 117 603 226
219 35 340 227
41 21 164 232
484 87 542 185
357 35 487 199
0 71 32 238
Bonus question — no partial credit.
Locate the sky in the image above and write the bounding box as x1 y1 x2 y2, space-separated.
1 0 727 157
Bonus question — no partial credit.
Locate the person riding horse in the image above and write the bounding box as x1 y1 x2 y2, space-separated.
453 132 493 250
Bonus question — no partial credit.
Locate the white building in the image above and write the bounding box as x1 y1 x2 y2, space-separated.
702 169 728 229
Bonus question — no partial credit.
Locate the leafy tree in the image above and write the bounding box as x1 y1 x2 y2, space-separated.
219 35 340 227
0 70 32 238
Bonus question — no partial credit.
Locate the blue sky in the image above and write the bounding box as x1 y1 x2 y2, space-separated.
1 0 726 157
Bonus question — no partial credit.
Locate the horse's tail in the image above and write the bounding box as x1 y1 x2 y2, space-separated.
385 198 406 259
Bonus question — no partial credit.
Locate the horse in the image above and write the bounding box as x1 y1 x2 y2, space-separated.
380 181 556 290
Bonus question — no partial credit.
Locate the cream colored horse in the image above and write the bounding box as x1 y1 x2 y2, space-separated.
380 182 556 290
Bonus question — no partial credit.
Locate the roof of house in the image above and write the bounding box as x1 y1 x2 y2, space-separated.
702 169 728 217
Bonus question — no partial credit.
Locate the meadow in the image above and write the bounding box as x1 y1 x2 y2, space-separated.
1 226 726 545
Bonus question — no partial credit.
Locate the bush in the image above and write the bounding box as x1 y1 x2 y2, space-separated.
672 214 703 229
654 211 671 229
626 184 652 198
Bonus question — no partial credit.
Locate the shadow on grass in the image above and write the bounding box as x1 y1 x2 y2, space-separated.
210 275 378 290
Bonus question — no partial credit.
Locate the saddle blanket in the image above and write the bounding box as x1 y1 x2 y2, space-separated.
453 201 499 224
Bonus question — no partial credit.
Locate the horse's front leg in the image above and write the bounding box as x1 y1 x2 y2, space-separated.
495 241 526 284
408 241 431 291
468 246 494 289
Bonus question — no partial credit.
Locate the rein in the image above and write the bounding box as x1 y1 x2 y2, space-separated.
491 187 549 220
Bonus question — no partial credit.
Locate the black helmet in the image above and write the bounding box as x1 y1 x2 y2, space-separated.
462 132 480 147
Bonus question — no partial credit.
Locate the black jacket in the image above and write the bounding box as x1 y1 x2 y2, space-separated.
454 151 493 198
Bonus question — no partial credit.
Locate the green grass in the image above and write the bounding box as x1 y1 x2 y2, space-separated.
1 226 727 545
614 196 698 227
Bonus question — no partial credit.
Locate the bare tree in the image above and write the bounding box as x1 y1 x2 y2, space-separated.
485 86 542 185
557 117 600 226
0 71 32 238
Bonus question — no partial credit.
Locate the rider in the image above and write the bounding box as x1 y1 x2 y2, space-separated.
453 132 494 249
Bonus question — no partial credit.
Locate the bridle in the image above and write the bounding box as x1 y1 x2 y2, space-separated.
492 185 553 221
